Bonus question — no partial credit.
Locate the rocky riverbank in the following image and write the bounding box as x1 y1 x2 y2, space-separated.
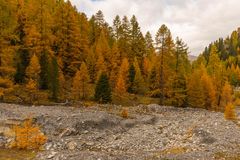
0 103 240 160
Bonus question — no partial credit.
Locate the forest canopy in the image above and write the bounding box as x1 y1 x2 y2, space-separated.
0 0 239 111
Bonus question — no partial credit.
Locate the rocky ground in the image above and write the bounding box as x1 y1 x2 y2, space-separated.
0 103 240 160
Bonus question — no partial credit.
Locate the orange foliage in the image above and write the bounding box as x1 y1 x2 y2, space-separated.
220 81 233 111
11 118 47 150
115 73 127 94
201 67 217 109
121 108 129 118
224 103 236 120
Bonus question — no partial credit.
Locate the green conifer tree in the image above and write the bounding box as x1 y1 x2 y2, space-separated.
94 73 111 103
127 64 135 93
50 57 59 101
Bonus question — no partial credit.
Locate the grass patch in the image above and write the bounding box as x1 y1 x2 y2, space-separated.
214 152 240 160
149 147 188 159
112 93 159 106
160 147 188 155
0 149 36 160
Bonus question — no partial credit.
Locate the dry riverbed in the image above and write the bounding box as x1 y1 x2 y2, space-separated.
0 103 240 160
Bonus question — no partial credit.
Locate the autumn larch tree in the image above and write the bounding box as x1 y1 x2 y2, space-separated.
26 54 41 87
155 24 175 105
219 81 233 111
115 58 129 95
224 103 237 120
187 67 205 108
109 42 121 87
115 73 127 95
200 66 217 110
72 62 90 100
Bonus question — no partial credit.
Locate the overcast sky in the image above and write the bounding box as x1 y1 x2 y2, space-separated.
70 0 240 55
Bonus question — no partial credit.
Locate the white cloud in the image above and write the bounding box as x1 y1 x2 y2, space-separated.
70 0 240 55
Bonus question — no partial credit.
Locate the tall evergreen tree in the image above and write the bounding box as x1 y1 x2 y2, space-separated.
129 15 146 62
170 37 189 107
39 51 50 90
132 57 145 94
14 0 30 83
113 15 122 41
54 0 81 76
50 57 59 101
94 73 112 103
127 64 135 93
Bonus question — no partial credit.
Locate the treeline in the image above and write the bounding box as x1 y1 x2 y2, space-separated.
0 0 236 111
191 29 240 111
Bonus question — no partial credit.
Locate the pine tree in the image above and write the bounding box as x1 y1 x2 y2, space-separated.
132 57 146 94
118 16 131 58
50 57 59 101
14 0 30 84
94 73 112 103
113 15 122 41
145 31 155 58
39 51 50 90
127 64 135 93
95 10 106 28
129 15 146 62
88 15 98 46
170 73 187 107
54 0 81 76
170 37 189 107
229 31 238 56
148 67 158 93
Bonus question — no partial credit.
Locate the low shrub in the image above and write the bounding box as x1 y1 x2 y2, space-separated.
11 118 47 150
121 108 129 118
224 103 237 120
